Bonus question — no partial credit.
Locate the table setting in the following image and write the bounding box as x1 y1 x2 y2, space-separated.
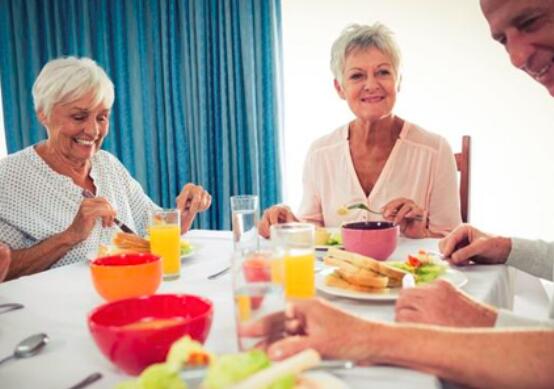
0 195 514 389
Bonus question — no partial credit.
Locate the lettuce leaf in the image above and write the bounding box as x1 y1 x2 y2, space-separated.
203 349 271 389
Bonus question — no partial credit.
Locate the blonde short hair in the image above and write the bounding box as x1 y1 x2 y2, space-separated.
32 56 115 117
330 23 401 85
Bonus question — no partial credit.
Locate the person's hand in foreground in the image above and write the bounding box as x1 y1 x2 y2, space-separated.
439 224 512 266
395 279 497 327
0 243 11 282
176 183 212 233
239 298 377 363
381 198 430 238
258 205 299 238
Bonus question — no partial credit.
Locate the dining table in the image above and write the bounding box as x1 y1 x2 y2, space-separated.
0 230 514 389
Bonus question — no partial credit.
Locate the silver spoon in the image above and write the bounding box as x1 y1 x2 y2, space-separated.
0 333 49 366
0 303 24 315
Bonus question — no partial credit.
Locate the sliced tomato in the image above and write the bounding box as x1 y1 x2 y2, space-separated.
407 255 422 268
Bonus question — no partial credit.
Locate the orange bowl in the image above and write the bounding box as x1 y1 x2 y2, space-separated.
88 294 213 375
90 253 162 301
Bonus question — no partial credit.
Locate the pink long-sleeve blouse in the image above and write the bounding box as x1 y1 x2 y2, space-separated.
297 121 462 236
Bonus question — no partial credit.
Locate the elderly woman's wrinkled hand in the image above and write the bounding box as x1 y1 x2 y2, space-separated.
258 205 298 238
176 183 212 232
0 243 11 282
438 224 511 266
240 298 376 364
382 198 428 238
65 198 117 244
395 279 497 327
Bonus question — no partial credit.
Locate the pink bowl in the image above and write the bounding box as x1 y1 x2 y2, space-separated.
341 221 399 260
88 294 213 375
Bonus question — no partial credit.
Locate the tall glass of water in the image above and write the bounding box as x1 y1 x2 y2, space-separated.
230 195 259 253
233 249 285 351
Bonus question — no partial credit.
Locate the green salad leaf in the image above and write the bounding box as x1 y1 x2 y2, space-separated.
326 233 343 246
389 262 446 284
203 349 271 389
115 363 186 389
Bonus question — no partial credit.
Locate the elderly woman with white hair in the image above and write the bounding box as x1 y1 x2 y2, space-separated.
0 56 211 280
259 23 461 238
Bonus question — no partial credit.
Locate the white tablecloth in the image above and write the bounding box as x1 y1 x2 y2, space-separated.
0 230 513 389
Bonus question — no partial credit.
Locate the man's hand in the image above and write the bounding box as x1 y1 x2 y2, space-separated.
396 279 497 327
439 224 512 266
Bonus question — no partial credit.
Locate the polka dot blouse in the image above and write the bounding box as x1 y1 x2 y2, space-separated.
0 146 160 268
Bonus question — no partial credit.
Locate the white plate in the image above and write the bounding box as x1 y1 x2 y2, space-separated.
300 371 349 389
316 266 468 301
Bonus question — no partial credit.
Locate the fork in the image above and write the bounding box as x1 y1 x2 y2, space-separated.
344 203 424 222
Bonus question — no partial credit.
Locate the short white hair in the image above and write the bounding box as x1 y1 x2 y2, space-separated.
32 56 115 117
330 23 402 85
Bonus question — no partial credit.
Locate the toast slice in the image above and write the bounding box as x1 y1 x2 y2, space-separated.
328 247 408 282
325 272 389 294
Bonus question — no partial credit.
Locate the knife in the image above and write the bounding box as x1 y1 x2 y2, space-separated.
81 190 138 235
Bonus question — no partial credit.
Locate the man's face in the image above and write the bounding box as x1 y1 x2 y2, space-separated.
481 0 554 96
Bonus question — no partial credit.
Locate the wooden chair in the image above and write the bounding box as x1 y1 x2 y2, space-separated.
454 135 471 223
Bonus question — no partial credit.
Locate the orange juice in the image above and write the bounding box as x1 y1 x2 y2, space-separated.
270 257 285 285
284 251 315 298
149 224 181 278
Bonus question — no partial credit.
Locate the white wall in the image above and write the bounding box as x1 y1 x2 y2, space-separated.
281 0 554 240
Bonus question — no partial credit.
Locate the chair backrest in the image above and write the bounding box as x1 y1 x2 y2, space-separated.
454 135 471 223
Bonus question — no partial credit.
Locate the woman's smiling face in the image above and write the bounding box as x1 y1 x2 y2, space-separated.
39 92 110 163
335 47 399 122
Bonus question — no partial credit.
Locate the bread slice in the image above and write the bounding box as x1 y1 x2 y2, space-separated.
328 247 408 281
325 272 389 294
335 268 389 289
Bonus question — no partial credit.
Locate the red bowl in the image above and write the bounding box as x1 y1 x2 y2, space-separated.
342 221 399 260
90 253 162 301
88 294 213 375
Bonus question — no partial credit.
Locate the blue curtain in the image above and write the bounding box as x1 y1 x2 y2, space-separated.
0 0 283 230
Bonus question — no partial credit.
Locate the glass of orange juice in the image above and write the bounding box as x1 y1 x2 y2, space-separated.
149 209 181 281
270 223 315 299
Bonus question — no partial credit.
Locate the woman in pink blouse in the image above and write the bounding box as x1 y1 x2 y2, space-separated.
259 23 461 239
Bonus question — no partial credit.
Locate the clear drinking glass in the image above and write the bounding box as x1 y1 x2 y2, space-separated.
149 209 181 281
270 223 315 299
233 249 285 351
230 195 259 253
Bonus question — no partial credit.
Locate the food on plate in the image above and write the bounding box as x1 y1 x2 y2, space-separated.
117 336 340 389
97 232 193 257
166 336 213 368
314 228 331 245
113 232 151 253
323 247 408 293
314 228 342 246
389 250 446 284
325 272 390 294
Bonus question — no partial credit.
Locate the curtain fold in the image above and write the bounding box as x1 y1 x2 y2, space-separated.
0 0 283 229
